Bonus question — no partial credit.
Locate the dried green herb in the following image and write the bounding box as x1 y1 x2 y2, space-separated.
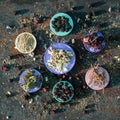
47 48 73 72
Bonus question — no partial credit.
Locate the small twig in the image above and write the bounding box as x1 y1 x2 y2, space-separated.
90 36 98 43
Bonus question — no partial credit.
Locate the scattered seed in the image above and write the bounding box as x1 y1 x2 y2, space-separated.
83 23 88 28
6 116 11 119
43 87 47 93
87 4 92 8
68 103 71 107
85 14 89 19
76 77 80 80
108 7 112 13
33 57 36 61
21 104 25 109
117 96 120 99
58 103 62 107
45 76 48 82
43 101 48 106
71 39 75 44
29 98 33 104
6 91 12 97
46 30 49 34
28 52 34 57
6 25 12 30
69 76 72 80
62 75 66 79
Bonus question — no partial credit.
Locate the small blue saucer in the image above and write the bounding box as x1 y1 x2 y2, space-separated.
44 43 76 75
83 31 106 53
19 68 43 93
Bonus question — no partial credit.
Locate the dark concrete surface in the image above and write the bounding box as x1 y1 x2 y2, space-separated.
0 0 120 120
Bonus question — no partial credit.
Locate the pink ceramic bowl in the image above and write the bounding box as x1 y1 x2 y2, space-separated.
85 67 110 90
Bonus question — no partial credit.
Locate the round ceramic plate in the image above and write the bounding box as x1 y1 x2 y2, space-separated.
85 67 110 90
44 43 76 74
83 31 105 53
19 68 43 93
50 13 74 36
15 32 37 54
52 81 74 103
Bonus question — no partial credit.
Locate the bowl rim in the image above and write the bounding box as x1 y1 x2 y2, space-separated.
83 31 105 53
19 68 43 93
50 12 74 36
85 67 110 90
52 81 74 103
44 42 76 75
15 32 37 54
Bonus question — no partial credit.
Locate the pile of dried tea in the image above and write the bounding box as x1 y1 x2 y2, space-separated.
53 81 74 103
22 69 40 90
52 16 72 32
89 67 106 86
83 32 104 49
47 47 73 72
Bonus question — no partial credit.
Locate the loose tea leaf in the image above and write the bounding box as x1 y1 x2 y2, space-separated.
22 69 40 91
89 66 106 87
47 47 73 72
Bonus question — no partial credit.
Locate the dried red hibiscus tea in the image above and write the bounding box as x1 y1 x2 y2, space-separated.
83 31 105 50
53 81 74 103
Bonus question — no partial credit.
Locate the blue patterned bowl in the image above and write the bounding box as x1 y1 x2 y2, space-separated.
44 43 76 74
19 68 43 93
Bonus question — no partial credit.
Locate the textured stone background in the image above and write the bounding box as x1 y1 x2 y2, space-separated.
0 0 120 120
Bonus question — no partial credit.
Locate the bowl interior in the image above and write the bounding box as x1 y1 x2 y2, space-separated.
15 32 37 54
50 13 74 36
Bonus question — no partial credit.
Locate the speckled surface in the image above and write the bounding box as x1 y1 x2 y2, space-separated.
0 0 120 120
